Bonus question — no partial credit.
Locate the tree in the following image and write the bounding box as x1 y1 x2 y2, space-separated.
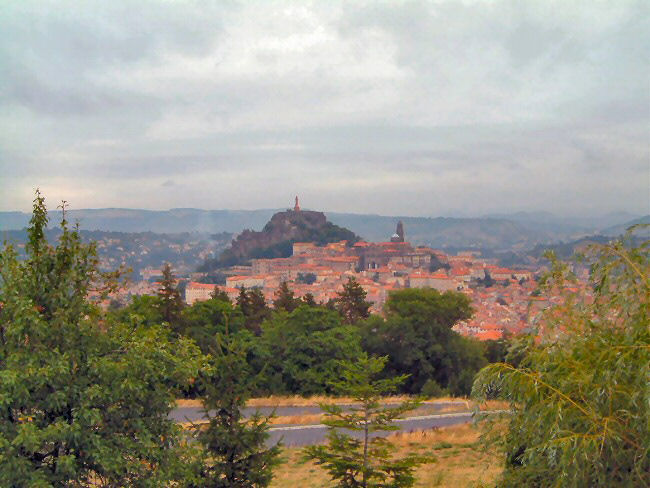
272 281 300 312
210 286 232 303
259 306 363 395
192 331 280 487
483 332 513 364
472 231 650 487
304 354 429 487
302 292 318 307
157 262 184 329
360 288 482 395
336 277 372 324
107 294 163 328
296 272 317 285
0 192 202 486
236 287 271 335
179 296 244 354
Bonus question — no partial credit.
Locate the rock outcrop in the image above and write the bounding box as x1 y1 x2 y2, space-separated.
203 208 359 269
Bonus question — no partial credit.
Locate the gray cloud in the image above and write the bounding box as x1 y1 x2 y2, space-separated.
0 0 648 217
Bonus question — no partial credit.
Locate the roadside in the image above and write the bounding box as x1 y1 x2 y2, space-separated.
270 422 502 487
175 395 496 409
177 401 508 428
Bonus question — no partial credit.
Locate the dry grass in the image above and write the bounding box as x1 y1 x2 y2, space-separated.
270 423 502 488
247 394 418 407
175 395 507 409
177 395 438 409
178 402 507 431
175 398 204 408
271 413 324 425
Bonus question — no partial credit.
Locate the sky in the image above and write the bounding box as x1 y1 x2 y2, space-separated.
1 0 648 217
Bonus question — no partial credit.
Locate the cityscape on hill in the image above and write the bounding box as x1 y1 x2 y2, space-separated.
1 1 647 487
2 197 646 343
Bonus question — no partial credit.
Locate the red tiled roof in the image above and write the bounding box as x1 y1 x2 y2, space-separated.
187 282 218 290
476 330 502 341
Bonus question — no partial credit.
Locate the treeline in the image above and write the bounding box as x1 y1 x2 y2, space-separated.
111 270 497 399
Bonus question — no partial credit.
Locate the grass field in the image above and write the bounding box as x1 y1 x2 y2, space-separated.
269 422 502 488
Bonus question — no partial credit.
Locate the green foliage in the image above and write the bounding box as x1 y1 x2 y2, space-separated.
428 254 449 273
419 379 446 398
179 297 244 354
296 272 317 285
473 271 495 288
472 231 650 487
258 306 363 395
336 277 372 324
272 281 301 313
483 334 513 364
191 332 280 487
199 272 228 285
301 292 318 307
0 192 202 486
236 287 271 335
108 294 163 328
361 288 483 396
210 286 232 303
303 354 430 487
157 263 184 328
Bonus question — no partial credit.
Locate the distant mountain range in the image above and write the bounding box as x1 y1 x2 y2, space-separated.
0 208 646 251
481 211 644 236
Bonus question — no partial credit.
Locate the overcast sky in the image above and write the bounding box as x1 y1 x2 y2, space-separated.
1 0 648 217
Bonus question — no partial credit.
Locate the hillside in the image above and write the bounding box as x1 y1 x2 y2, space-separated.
600 215 650 237
0 208 278 234
0 228 231 279
200 209 359 269
482 211 643 237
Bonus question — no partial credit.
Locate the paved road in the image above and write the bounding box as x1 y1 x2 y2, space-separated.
267 412 477 447
170 401 469 423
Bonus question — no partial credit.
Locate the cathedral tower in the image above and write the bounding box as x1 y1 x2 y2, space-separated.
396 221 405 242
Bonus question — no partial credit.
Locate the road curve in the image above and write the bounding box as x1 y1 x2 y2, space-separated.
266 411 479 447
170 401 469 423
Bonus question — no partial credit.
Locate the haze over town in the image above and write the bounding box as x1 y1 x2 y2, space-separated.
1 0 648 217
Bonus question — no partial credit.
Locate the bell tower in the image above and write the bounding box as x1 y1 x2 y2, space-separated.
396 221 405 242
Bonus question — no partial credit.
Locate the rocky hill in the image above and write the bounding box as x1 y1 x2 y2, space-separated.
200 209 359 269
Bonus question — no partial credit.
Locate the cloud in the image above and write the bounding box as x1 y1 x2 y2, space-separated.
0 0 647 217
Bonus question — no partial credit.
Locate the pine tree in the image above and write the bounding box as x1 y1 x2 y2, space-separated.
210 286 231 303
194 331 281 487
236 287 271 334
336 277 372 324
273 281 300 312
236 286 249 311
157 262 184 328
304 354 430 487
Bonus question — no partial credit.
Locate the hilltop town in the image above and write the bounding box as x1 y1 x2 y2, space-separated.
182 198 579 342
